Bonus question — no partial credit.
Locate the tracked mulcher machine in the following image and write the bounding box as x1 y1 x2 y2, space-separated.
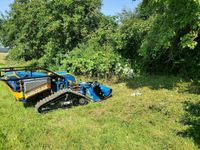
0 67 112 113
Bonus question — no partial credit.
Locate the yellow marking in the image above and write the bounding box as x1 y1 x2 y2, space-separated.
3 81 23 101
7 72 20 78
12 91 24 100
2 73 23 100
14 72 20 78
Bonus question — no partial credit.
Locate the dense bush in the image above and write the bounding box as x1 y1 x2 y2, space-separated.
138 0 200 77
60 41 135 78
0 0 102 62
115 10 155 60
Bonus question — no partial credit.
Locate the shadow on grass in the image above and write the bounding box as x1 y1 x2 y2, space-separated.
23 101 37 108
117 75 200 147
23 98 39 108
179 101 200 147
116 75 200 94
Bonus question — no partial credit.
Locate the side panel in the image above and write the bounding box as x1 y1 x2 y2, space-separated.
25 84 51 99
23 77 50 93
23 77 51 99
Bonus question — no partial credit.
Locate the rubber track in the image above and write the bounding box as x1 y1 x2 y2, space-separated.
66 89 91 101
35 89 67 112
35 89 91 113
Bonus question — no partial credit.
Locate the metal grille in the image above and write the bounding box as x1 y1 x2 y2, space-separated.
23 77 51 92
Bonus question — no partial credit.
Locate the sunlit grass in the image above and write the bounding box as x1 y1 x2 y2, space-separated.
0 53 7 66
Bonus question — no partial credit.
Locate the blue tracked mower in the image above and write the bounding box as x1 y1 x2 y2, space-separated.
0 67 112 113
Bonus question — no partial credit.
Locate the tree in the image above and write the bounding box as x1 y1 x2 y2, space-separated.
0 0 102 64
137 0 200 76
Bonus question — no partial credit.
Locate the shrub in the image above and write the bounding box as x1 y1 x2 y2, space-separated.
60 42 135 78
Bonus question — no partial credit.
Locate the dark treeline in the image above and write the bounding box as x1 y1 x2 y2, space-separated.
0 0 199 78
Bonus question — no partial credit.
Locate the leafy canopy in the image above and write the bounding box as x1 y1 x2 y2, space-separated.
0 0 102 62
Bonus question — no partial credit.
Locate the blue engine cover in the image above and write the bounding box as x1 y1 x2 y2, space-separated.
78 82 112 102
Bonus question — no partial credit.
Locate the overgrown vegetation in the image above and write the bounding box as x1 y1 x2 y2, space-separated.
1 0 199 78
1 0 102 60
137 0 200 77
60 41 134 78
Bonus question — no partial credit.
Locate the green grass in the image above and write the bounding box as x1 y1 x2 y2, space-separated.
0 54 200 149
0 53 7 66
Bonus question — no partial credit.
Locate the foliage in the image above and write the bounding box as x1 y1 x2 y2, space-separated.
116 10 155 60
0 0 200 78
0 0 102 63
59 15 136 78
61 41 134 78
137 0 200 77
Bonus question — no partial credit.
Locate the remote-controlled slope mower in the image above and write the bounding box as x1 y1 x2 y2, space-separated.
0 67 112 113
